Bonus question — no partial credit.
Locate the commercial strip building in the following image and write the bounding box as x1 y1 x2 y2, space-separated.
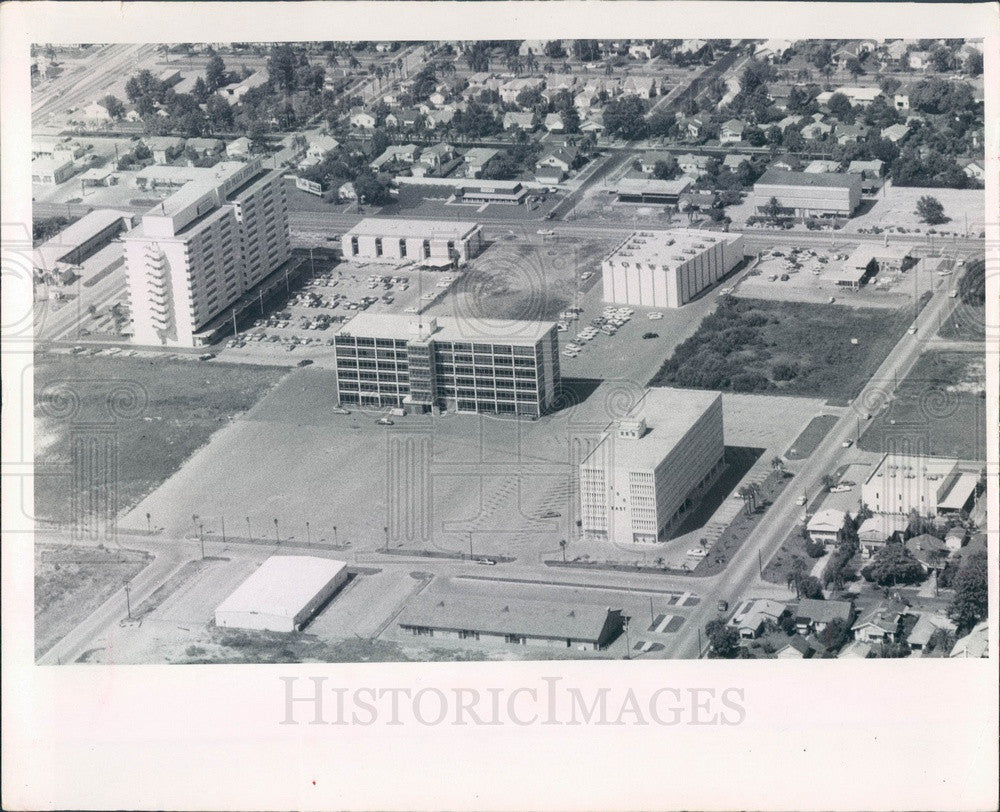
612 177 692 204
123 158 292 347
580 388 725 545
341 218 483 267
333 313 560 417
601 229 745 309
861 454 980 518
214 556 348 633
455 181 529 206
825 244 916 290
753 169 862 219
398 593 624 651
32 209 133 276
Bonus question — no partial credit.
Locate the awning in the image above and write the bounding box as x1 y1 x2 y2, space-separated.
938 473 978 511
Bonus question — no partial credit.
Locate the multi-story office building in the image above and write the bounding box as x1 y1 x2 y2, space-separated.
753 169 862 218
123 159 291 346
580 388 725 545
341 218 483 268
602 229 745 308
333 313 560 417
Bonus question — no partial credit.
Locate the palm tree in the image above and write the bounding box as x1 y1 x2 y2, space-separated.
771 456 785 473
559 539 567 562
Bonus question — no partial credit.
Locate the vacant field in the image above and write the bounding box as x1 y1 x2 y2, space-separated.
435 238 613 322
34 354 289 523
35 543 151 658
786 414 839 460
939 258 987 341
842 186 986 237
650 297 918 399
859 351 986 461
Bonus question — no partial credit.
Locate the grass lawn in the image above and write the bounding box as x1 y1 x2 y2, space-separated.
859 350 986 461
35 543 151 659
649 297 920 399
761 529 819 586
938 305 985 341
34 354 289 523
786 414 839 460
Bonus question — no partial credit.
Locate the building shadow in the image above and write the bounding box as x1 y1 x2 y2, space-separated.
665 445 765 540
548 377 604 414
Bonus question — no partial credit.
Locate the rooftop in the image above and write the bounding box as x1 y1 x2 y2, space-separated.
344 218 480 241
215 556 347 619
795 598 852 624
604 228 741 269
398 592 619 642
756 169 861 189
337 312 556 346
33 209 132 269
614 177 692 196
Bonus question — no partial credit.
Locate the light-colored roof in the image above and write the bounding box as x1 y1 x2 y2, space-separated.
808 508 847 533
614 177 692 196
604 228 741 269
796 598 852 624
950 620 988 658
938 473 978 511
756 169 861 190
730 599 787 631
338 312 555 346
858 514 908 540
215 556 347 619
344 218 479 241
33 209 132 269
907 613 957 647
398 592 617 642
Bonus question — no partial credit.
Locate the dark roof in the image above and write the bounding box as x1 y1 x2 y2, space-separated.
795 598 852 624
756 169 861 189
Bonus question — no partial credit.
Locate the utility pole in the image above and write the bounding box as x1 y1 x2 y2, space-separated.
623 618 631 659
468 532 473 559
246 516 252 543
232 308 238 339
221 516 226 545
306 521 311 544
124 581 132 620
333 525 338 546
649 596 655 625
198 523 205 559
273 518 280 544
384 525 390 551
758 549 763 576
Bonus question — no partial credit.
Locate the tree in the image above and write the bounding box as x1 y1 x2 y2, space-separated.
652 157 679 180
705 619 742 658
572 40 601 63
133 142 151 161
965 51 983 76
815 617 850 650
930 45 953 72
543 40 566 60
915 195 946 225
602 95 648 141
762 195 784 223
560 106 580 134
948 551 987 630
826 92 853 121
862 542 925 586
205 50 227 91
770 456 785 473
797 575 824 599
101 94 125 119
844 57 865 80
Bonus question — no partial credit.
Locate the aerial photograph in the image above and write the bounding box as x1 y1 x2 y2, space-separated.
31 38 988 664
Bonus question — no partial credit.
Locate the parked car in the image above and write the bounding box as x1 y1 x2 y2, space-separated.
642 332 659 339
376 417 394 426
841 439 853 448
717 600 729 613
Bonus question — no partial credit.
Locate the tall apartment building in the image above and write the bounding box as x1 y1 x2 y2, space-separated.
333 312 560 417
123 159 291 346
580 388 725 545
602 229 745 308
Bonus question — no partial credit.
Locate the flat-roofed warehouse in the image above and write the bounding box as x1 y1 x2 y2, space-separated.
341 218 483 266
612 177 692 204
32 209 133 275
580 387 725 545
399 593 624 651
753 169 862 218
214 556 348 633
602 229 745 308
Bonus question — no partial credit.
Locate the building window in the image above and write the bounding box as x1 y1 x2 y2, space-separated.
505 634 526 645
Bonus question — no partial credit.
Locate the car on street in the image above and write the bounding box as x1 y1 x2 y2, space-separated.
717 600 729 613
333 407 351 415
477 558 497 566
687 548 709 558
907 325 917 334
540 510 561 518
642 332 659 339
376 417 394 426
841 439 853 448
796 495 807 506
829 484 852 493
647 312 664 320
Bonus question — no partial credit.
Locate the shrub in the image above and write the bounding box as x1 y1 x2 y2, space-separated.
772 362 799 381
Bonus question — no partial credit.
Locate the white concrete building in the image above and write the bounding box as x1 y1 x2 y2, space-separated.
862 454 978 518
341 219 483 267
601 229 745 309
580 388 725 545
123 159 291 347
754 169 862 218
215 556 348 633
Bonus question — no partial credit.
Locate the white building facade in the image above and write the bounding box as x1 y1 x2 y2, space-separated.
601 229 745 308
341 218 483 267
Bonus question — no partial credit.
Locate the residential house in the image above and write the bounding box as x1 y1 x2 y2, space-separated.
719 119 745 144
463 147 501 178
908 50 931 71
219 71 268 102
679 190 718 212
81 99 114 123
370 144 420 171
776 114 803 131
622 76 656 99
851 600 912 645
770 155 800 172
892 89 912 110
385 109 423 129
678 39 709 55
226 137 252 159
338 181 357 202
882 40 910 69
628 43 654 60
349 108 377 129
31 157 76 185
907 613 957 652
857 514 907 558
425 109 455 130
544 113 565 133
415 143 453 170
959 159 985 182
728 599 788 639
722 154 747 172
518 40 550 58
943 526 967 552
639 151 675 174
880 123 911 143
847 159 885 178
144 136 186 165
306 135 340 163
537 146 578 175
835 123 870 145
950 620 988 658
580 117 605 135
500 77 544 104
754 39 794 61
837 639 874 658
185 138 224 157
801 118 833 140
775 635 818 659
825 85 883 107
795 599 853 635
503 111 536 132
686 118 706 139
904 533 950 573
807 508 847 547
677 153 710 177
428 90 448 107
804 159 841 174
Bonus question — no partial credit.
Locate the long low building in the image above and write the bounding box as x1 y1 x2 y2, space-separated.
580 387 725 545
602 229 745 308
341 218 483 266
612 177 692 204
32 209 133 276
215 556 349 633
398 592 624 651
862 454 979 518
753 169 862 218
333 312 560 417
